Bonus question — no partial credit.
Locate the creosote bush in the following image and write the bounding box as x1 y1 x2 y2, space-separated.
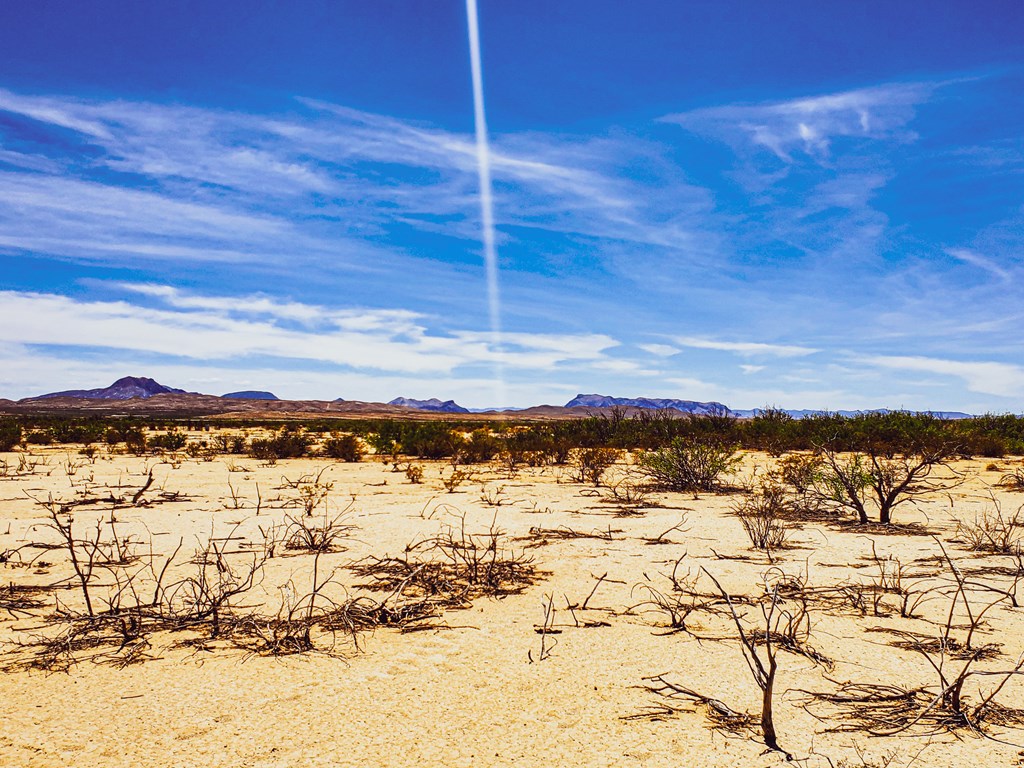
638 437 740 493
322 433 364 462
249 427 311 460
0 419 22 451
567 447 620 486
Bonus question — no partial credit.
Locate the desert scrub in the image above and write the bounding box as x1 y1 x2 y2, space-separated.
0 419 22 451
734 482 791 555
567 447 620 486
249 426 311 460
638 437 740 492
322 433 364 462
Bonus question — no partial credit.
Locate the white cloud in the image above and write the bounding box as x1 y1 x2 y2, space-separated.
663 82 934 162
0 288 620 376
740 365 764 374
638 343 680 357
674 336 818 358
858 354 1024 399
946 248 1012 282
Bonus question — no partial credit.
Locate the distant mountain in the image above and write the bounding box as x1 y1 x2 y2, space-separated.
221 390 279 400
564 393 729 415
389 397 469 414
35 376 188 400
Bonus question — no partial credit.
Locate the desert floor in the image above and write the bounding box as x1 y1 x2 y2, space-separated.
2 439 1024 767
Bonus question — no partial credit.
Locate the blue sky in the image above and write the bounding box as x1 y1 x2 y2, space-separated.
1 1 1022 411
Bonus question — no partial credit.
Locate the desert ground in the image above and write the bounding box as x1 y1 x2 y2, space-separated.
3 434 1024 767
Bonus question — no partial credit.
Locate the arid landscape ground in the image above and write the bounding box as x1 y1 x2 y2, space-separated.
3 427 1024 767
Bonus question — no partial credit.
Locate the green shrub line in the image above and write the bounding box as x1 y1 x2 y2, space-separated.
2 409 1024 459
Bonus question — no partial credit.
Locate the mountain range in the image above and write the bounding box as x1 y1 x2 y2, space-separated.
387 397 469 413
563 393 729 414
9 376 975 419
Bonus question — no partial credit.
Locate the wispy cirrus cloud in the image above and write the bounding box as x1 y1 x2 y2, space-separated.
662 81 936 163
674 336 818 358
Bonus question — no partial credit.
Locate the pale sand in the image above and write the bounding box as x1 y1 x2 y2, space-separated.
2 441 1023 767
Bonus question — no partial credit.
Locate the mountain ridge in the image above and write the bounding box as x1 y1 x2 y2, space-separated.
564 393 729 415
388 397 469 414
10 378 979 419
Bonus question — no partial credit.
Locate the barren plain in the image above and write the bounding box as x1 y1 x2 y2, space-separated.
2 435 1024 768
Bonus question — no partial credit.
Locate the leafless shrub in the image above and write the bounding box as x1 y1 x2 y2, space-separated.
602 469 650 512
164 531 268 639
997 465 1024 492
734 482 791 557
519 525 620 546
283 467 333 515
627 674 756 731
351 516 539 606
955 496 1024 554
283 503 356 553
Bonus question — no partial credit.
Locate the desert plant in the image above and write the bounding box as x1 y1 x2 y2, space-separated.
0 419 22 451
734 483 791 557
149 430 187 451
441 467 474 493
955 496 1024 554
567 447 619 486
773 452 823 494
810 444 959 525
322 433 364 462
997 465 1024 492
638 437 739 493
283 504 355 553
249 427 311 460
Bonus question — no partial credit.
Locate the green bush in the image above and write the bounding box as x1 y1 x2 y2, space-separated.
322 433 364 462
0 420 21 451
149 431 187 451
249 427 311 460
638 437 740 492
24 430 53 446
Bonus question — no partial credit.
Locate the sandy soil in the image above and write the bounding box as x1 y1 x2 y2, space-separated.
2 439 1024 768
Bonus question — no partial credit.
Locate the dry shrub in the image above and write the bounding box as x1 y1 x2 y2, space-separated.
734 483 791 554
351 517 538 606
954 497 1024 554
997 465 1024 492
283 506 356 553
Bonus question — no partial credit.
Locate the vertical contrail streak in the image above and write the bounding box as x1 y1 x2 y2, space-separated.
466 0 506 410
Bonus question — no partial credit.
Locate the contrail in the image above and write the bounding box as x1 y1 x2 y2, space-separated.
465 0 506 410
